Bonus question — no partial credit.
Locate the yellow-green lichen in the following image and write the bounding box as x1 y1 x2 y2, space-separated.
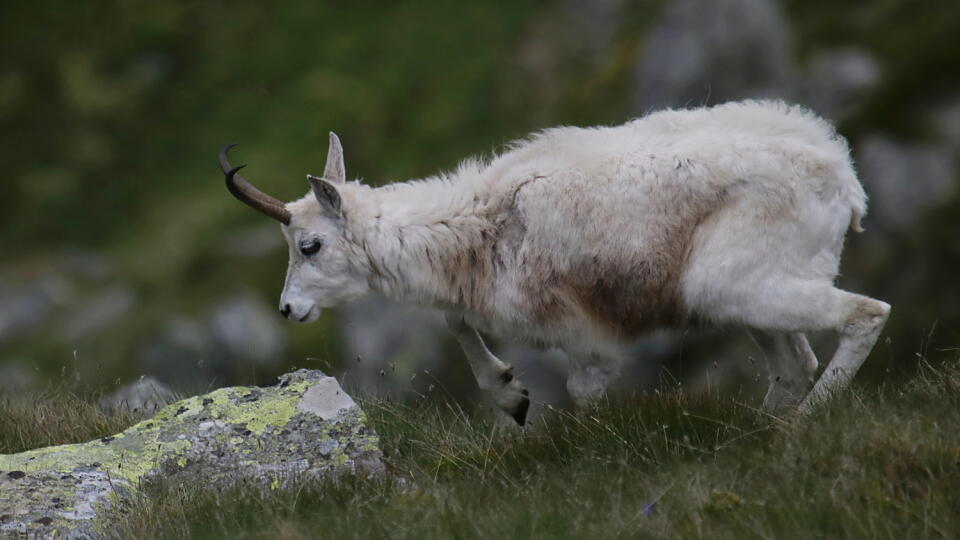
0 370 384 537
0 377 337 485
0 383 310 484
230 381 313 435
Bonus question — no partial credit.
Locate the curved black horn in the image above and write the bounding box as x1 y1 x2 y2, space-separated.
219 143 292 225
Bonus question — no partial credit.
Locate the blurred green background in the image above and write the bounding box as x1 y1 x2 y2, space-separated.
1 0 958 409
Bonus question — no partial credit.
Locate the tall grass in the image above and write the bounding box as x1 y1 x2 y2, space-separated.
4 362 959 539
0 386 145 454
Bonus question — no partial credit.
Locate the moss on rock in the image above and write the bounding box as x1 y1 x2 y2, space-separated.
0 370 383 538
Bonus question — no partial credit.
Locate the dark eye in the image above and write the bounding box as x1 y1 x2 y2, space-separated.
300 238 322 256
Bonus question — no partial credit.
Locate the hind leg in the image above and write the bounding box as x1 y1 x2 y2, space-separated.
694 278 890 411
446 312 530 425
799 296 889 411
751 331 818 414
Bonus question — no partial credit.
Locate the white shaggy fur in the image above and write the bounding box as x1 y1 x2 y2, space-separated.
269 100 889 423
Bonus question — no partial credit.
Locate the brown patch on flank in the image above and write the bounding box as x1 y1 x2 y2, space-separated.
558 188 732 338
564 253 686 337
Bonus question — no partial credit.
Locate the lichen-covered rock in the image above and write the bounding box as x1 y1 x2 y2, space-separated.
0 370 383 539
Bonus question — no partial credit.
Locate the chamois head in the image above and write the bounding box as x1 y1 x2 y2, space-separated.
219 133 369 323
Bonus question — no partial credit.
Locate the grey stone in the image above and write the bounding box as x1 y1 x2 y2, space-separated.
857 134 957 230
60 285 137 341
137 316 214 388
632 0 793 112
59 250 114 281
0 369 383 538
928 96 960 151
96 376 175 414
339 295 449 395
802 47 881 120
298 377 358 420
0 275 73 344
210 294 287 366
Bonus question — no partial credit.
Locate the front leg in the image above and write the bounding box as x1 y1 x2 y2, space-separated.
445 313 531 425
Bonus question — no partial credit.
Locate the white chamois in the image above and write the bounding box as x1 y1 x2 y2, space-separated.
220 100 890 425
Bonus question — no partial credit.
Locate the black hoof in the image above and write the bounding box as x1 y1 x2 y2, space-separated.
510 389 530 426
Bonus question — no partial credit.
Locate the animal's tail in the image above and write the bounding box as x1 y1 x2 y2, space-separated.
850 208 865 233
839 163 868 234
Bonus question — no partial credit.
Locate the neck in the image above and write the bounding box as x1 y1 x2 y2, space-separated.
345 170 502 312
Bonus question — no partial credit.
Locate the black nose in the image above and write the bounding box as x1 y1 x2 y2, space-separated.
280 304 291 317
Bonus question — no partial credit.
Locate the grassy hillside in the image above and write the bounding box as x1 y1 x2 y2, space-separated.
4 360 958 539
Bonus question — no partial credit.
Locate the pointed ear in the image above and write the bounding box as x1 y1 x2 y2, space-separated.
322 132 346 184
307 175 343 218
